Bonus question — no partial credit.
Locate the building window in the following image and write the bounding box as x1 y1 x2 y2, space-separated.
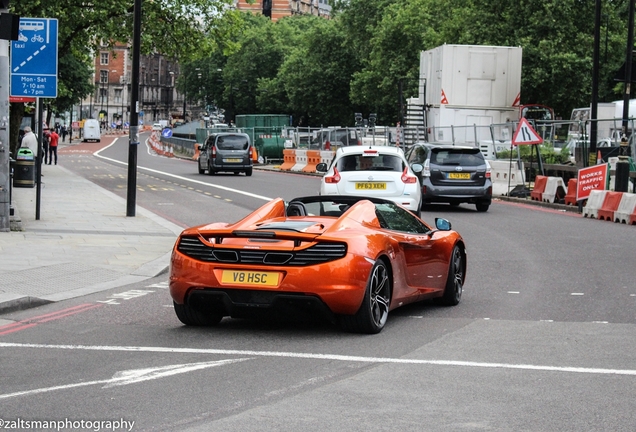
100 70 108 84
100 52 109 65
114 89 122 104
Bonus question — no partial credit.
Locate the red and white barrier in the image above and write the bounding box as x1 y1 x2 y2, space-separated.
583 190 636 225
291 149 308 172
614 193 636 224
582 190 607 219
541 176 567 203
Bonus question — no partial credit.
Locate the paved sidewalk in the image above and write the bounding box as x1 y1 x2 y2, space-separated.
0 160 183 313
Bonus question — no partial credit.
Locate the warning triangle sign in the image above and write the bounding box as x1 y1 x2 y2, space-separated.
512 118 543 145
441 89 448 104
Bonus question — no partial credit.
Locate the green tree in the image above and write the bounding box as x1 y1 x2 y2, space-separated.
7 0 243 154
277 17 360 126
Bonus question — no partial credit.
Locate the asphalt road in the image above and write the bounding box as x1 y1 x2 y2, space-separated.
1 135 635 432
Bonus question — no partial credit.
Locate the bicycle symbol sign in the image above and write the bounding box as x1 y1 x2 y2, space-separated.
10 18 58 98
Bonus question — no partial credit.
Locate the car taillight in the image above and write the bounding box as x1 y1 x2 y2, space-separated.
485 161 491 178
423 160 431 177
212 147 216 157
249 147 253 158
401 167 418 184
324 167 341 183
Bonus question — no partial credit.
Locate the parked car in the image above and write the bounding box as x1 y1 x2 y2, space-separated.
169 195 466 334
152 123 162 131
405 143 492 212
82 119 101 142
316 146 423 213
198 132 253 176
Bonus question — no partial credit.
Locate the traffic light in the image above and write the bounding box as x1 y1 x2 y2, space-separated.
354 113 363 127
0 13 20 41
368 113 377 128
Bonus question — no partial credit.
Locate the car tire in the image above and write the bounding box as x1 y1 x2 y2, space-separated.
173 301 223 326
207 163 216 175
339 260 391 334
440 246 464 306
245 168 253 177
475 202 490 212
198 161 205 174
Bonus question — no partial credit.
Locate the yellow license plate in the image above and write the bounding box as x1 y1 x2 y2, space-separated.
355 182 386 190
220 270 280 287
224 158 242 163
448 173 471 179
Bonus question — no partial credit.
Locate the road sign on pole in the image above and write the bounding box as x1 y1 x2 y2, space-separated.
9 18 58 98
512 118 543 145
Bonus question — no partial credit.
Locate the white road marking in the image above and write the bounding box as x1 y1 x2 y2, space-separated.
95 138 272 201
1 342 635 376
571 293 585 296
507 291 520 294
0 358 250 400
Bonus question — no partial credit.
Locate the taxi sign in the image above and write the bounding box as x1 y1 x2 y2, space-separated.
10 18 58 98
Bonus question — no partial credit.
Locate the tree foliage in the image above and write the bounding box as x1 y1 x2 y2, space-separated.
6 0 636 148
7 0 243 154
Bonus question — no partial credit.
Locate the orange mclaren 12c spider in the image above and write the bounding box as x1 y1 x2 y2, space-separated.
169 195 466 334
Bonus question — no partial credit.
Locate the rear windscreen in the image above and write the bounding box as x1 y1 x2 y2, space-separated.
431 150 484 166
336 154 404 172
216 135 249 150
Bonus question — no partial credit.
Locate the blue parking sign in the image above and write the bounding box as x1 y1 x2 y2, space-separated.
10 18 58 98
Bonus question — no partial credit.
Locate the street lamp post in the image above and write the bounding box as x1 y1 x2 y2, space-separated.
182 67 200 123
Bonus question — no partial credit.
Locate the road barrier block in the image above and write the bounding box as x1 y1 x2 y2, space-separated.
582 189 608 219
489 160 525 196
542 176 567 203
530 175 548 201
303 150 321 173
280 149 296 171
291 149 307 172
614 192 636 224
564 179 578 206
320 150 336 168
597 191 624 221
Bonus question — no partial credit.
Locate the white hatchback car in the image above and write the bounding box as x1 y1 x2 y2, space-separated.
317 146 424 212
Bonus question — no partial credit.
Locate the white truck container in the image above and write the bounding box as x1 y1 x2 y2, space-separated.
569 102 622 141
412 44 522 145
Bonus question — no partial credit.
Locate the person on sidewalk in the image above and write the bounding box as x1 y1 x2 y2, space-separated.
42 131 50 164
48 129 59 165
21 127 38 157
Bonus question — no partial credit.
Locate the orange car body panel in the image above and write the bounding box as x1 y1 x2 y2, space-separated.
169 198 464 316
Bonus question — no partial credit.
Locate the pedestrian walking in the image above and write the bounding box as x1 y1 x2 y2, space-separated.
48 129 59 165
42 131 50 164
61 125 68 142
21 126 38 157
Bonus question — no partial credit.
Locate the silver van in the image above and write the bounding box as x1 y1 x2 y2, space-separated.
82 119 101 142
198 132 253 176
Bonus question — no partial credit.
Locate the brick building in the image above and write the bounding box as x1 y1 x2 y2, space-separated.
82 45 181 127
235 0 331 21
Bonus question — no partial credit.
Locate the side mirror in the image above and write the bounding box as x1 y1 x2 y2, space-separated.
410 163 423 174
316 162 328 173
435 218 451 231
